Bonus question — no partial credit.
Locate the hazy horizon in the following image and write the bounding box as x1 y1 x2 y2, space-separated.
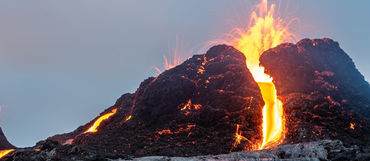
0 0 369 147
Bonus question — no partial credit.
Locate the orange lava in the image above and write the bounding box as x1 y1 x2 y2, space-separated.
180 99 193 111
231 124 252 151
229 0 294 150
124 115 132 122
0 149 14 159
84 108 118 133
257 82 284 149
154 55 181 74
179 99 202 116
350 123 355 130
164 54 181 70
154 54 181 74
154 38 184 74
157 129 173 135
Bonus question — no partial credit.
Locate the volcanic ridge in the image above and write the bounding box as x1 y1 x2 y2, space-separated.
1 38 370 161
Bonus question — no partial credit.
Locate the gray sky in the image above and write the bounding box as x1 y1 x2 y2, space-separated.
0 0 369 147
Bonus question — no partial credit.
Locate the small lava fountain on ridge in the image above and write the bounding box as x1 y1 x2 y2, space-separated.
154 38 185 74
229 0 295 150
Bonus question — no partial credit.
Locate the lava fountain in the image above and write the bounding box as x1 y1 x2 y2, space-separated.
230 0 294 149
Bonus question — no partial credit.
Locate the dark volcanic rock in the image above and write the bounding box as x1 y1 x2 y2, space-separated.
49 45 264 157
8 139 368 161
260 38 370 146
0 128 15 150
114 140 370 161
2 140 108 161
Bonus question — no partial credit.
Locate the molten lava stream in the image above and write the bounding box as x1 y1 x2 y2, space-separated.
227 0 294 150
258 82 284 149
84 108 117 133
0 149 14 159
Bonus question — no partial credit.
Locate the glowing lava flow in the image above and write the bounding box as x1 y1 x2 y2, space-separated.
84 108 117 133
0 149 14 159
230 0 294 149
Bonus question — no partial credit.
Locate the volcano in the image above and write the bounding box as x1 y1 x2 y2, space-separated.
50 44 265 156
1 38 370 161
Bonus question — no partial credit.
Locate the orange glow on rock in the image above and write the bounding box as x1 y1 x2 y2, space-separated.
231 124 253 151
163 54 181 70
154 38 184 74
180 99 202 111
62 139 74 145
0 149 14 159
180 99 192 111
179 99 202 116
124 115 132 122
350 123 355 130
84 108 118 134
229 0 293 150
193 104 202 110
157 129 173 135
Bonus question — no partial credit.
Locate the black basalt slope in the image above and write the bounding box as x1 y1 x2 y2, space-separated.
48 45 264 158
260 38 370 146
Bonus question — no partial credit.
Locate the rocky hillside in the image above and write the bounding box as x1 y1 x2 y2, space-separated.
48 45 264 157
260 38 370 146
